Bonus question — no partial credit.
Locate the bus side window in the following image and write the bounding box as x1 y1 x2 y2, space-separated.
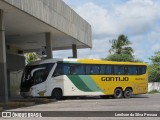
124 66 128 75
128 66 137 75
86 65 93 75
137 66 146 75
142 66 146 74
138 66 142 75
92 65 99 74
90 67 93 74
86 65 100 75
106 65 112 75
119 66 124 75
100 65 105 75
63 64 70 75
86 65 89 75
70 65 76 75
76 65 85 75
114 65 124 75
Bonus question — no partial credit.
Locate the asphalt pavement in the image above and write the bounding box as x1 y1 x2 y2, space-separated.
1 94 160 120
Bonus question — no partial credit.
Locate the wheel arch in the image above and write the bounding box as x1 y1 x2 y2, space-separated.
125 87 133 92
114 87 123 91
51 87 63 96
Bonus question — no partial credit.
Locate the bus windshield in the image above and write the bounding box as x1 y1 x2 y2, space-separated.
20 63 54 92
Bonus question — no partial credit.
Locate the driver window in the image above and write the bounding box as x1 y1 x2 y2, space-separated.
53 64 63 77
33 69 48 85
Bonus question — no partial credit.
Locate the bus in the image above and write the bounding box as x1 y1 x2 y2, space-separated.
20 58 148 99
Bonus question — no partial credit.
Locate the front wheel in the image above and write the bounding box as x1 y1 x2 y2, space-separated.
51 89 62 100
114 88 123 99
124 88 132 98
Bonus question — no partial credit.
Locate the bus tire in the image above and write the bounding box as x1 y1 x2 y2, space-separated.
114 88 123 99
51 89 62 100
124 88 132 98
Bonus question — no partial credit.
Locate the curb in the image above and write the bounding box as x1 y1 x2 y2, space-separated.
0 98 56 109
13 98 57 104
0 102 35 108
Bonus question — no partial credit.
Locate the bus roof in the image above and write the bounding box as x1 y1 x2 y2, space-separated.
27 58 147 66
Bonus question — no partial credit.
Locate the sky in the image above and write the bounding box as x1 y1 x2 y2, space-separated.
54 0 160 63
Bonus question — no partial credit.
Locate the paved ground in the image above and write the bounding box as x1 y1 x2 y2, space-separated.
1 94 160 120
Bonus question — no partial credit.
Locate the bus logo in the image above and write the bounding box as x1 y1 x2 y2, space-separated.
101 77 129 81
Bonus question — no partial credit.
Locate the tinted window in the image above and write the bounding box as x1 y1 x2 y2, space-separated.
76 65 85 75
86 65 93 74
63 64 70 74
100 65 105 74
86 65 100 74
137 66 146 75
128 66 137 75
53 63 86 76
142 66 146 74
70 65 76 75
114 66 124 75
92 65 100 74
53 63 147 76
32 63 54 85
114 66 119 75
124 66 128 75
106 65 112 74
33 69 48 84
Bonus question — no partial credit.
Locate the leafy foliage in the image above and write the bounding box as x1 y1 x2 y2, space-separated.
149 51 160 65
25 52 40 64
106 54 134 62
109 34 134 56
106 34 139 62
148 51 160 82
148 65 160 82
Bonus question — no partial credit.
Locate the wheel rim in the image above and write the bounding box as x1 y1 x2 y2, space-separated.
116 91 121 96
124 89 132 98
115 89 122 98
126 91 130 96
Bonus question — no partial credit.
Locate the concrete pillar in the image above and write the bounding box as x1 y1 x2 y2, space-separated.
0 9 8 102
72 44 77 58
45 32 53 59
7 70 10 98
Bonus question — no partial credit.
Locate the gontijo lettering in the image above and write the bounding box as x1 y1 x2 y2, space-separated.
101 77 129 81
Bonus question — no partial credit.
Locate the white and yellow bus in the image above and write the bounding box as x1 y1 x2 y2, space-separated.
20 58 148 99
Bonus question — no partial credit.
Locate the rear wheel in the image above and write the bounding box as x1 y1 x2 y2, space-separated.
124 88 132 98
51 89 62 100
114 88 123 99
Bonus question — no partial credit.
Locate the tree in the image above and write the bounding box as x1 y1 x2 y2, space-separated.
106 34 137 62
106 54 134 62
149 51 160 65
25 52 40 64
148 51 160 82
148 65 160 82
109 34 134 56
